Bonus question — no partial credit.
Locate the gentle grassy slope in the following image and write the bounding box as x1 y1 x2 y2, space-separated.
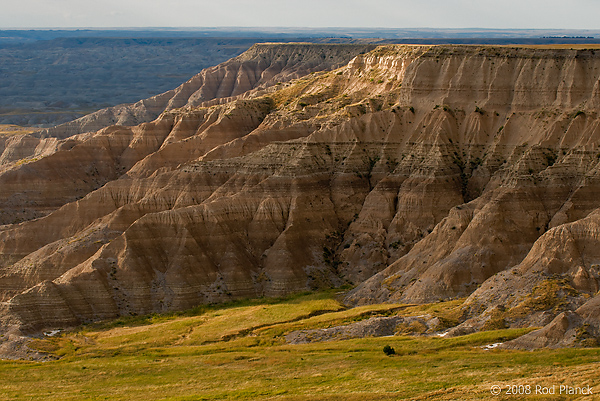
1 291 599 400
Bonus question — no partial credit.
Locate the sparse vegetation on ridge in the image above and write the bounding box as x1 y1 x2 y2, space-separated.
0 124 40 136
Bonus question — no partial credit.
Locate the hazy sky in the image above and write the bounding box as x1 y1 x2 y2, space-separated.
1 0 599 29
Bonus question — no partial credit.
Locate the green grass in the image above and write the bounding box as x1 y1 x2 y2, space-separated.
1 290 599 400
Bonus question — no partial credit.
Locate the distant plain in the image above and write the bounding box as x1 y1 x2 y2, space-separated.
2 28 600 127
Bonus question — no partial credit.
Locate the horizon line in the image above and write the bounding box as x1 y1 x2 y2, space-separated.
3 27 600 31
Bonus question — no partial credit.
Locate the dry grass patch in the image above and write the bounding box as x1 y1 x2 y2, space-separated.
0 124 40 136
5 291 600 400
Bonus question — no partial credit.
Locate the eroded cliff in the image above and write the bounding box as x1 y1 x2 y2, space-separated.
0 43 375 224
2 44 600 351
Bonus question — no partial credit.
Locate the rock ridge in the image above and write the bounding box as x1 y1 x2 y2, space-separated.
1 44 600 351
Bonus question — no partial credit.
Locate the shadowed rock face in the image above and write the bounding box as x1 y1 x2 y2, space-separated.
2 44 600 349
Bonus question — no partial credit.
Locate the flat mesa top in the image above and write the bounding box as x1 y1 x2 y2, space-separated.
0 124 40 136
477 44 600 49
400 43 600 49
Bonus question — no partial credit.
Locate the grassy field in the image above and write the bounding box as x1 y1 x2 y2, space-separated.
0 290 598 400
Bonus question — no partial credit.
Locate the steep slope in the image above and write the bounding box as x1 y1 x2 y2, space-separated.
1 45 600 350
0 44 375 225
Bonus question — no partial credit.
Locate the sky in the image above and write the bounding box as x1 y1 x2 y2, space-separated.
1 0 599 30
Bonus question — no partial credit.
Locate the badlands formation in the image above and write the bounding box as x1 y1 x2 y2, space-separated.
1 43 600 354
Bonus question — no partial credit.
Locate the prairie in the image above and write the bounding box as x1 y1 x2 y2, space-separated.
1 290 598 400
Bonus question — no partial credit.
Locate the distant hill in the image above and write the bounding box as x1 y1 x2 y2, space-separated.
0 37 260 126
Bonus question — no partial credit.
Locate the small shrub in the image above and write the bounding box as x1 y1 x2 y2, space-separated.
383 345 395 356
389 240 403 249
544 151 557 167
576 324 599 347
482 316 507 331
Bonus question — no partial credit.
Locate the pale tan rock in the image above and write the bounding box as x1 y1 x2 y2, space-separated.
3 44 600 348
